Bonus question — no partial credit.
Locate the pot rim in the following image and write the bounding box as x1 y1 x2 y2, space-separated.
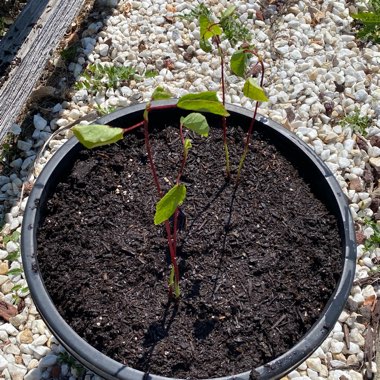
21 99 356 380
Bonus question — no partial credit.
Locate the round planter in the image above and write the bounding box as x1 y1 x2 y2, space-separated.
21 100 356 380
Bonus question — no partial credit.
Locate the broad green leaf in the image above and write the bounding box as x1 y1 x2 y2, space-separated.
243 78 268 102
151 86 172 100
180 113 209 137
177 91 229 117
221 5 236 19
351 12 380 23
184 139 192 152
11 284 22 292
8 268 22 276
230 50 247 77
154 184 186 225
73 124 123 149
199 14 222 41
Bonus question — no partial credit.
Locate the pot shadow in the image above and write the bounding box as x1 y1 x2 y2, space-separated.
211 184 238 297
136 300 179 372
184 181 228 237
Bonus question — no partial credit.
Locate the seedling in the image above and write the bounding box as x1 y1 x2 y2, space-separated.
58 351 86 377
72 5 268 299
194 5 267 180
340 108 371 136
352 0 380 42
73 88 228 299
75 63 137 94
363 218 380 251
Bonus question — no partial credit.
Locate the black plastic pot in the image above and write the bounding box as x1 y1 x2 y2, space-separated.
21 100 356 380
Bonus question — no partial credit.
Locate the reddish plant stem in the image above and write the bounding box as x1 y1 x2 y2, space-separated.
143 106 162 197
244 50 265 140
143 104 180 297
237 52 265 181
122 120 144 134
215 36 230 178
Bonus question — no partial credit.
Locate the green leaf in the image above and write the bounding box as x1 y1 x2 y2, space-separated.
221 5 236 19
7 268 22 276
73 124 124 149
154 184 186 225
243 78 268 102
177 91 229 117
352 12 380 23
184 138 192 151
199 14 222 41
180 113 209 137
3 231 20 244
11 285 22 292
184 138 192 157
6 251 20 262
230 50 247 77
151 86 172 100
20 286 29 293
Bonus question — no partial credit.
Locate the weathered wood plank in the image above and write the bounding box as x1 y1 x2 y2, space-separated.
0 0 87 142
0 0 50 75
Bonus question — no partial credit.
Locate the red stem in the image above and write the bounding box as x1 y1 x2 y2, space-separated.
144 104 180 296
243 52 265 150
122 120 144 133
215 37 227 143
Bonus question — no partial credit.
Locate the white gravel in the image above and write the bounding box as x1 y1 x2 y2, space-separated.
1 0 380 378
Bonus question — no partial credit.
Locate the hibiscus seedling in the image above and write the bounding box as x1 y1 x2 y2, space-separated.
194 5 268 180
73 87 228 300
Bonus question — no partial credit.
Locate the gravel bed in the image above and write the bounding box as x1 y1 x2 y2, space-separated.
1 0 380 379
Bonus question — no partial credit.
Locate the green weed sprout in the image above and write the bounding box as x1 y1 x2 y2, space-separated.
352 0 380 42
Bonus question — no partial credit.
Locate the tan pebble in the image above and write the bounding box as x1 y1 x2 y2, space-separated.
27 358 39 370
0 262 9 275
14 356 22 364
323 132 339 144
1 280 14 294
347 354 359 366
333 353 347 362
18 329 33 344
349 178 364 192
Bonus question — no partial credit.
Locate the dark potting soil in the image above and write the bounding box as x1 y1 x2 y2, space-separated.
37 121 342 379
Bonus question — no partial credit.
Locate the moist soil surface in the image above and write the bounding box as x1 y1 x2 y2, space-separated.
37 120 342 379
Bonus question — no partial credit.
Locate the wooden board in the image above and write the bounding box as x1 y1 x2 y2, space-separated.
0 0 87 142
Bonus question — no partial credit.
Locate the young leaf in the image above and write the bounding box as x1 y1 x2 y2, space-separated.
184 138 192 151
7 268 22 276
243 78 268 102
21 286 29 293
151 86 172 101
180 113 210 137
230 50 247 77
221 5 236 19
177 92 229 117
73 124 124 149
154 184 186 225
199 14 222 40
